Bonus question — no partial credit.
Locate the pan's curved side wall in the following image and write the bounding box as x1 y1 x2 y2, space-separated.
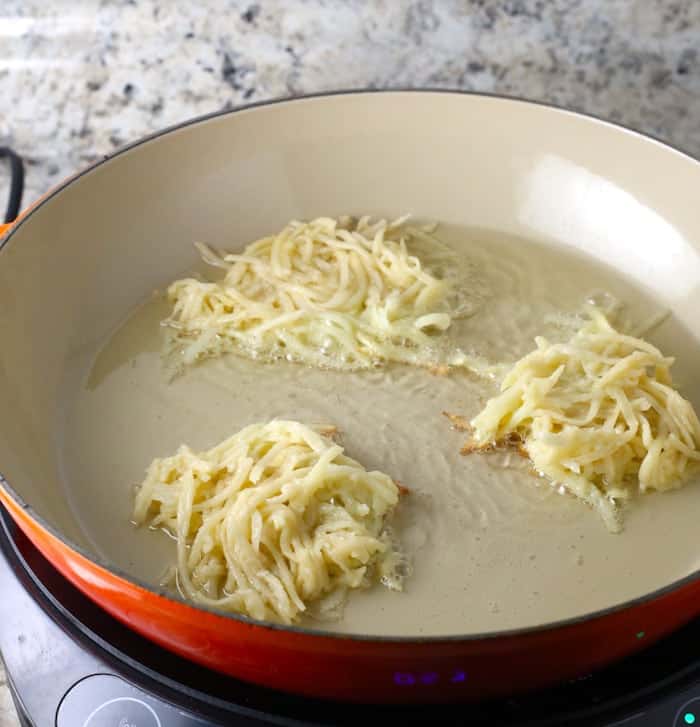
2 486 699 702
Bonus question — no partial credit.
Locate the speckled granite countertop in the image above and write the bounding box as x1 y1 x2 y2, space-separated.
0 0 699 724
1 0 699 210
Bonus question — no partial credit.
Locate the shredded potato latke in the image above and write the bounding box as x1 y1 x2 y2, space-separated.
468 308 700 532
163 215 482 373
133 420 402 624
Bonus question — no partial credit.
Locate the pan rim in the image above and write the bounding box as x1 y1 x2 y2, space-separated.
1 87 700 644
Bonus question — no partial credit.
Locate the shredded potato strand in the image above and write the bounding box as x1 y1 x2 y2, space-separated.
133 420 402 624
470 308 700 531
164 216 490 374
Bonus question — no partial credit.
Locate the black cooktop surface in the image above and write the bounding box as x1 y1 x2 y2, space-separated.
1 504 699 726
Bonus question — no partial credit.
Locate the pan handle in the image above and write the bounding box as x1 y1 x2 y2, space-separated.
0 147 25 236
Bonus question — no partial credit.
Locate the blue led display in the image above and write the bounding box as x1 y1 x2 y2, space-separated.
393 670 467 686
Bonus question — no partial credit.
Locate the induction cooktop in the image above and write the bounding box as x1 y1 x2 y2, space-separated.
1 504 699 727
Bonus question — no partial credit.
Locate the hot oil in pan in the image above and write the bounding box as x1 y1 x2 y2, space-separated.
60 226 700 637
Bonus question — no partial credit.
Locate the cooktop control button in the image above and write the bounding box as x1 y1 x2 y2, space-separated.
676 698 700 726
83 696 161 726
57 674 164 727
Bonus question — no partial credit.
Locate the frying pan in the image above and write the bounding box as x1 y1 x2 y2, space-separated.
1 91 700 704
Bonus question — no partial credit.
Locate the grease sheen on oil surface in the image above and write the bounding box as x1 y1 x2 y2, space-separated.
60 225 700 637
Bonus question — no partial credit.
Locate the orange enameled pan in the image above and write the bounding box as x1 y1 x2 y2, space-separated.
2 91 700 702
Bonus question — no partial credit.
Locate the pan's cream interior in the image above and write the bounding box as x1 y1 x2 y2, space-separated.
1 92 700 637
